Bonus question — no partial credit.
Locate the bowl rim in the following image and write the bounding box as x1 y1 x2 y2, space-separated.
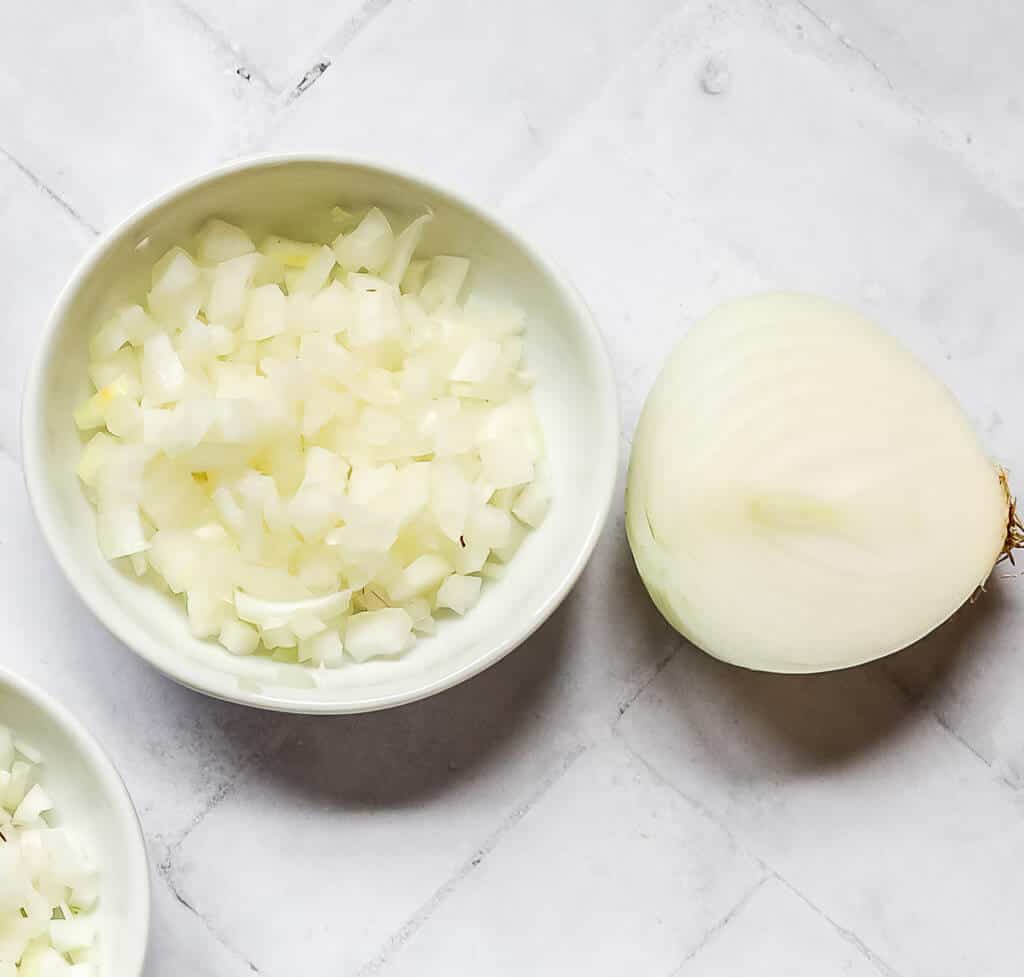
0 664 151 974
21 152 620 715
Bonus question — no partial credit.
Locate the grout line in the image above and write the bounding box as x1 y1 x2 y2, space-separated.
280 0 398 106
159 869 266 975
285 60 332 103
318 0 398 63
616 732 746 855
883 663 1019 791
619 735 901 977
774 0 1024 220
173 0 277 95
0 146 99 235
773 872 904 977
354 743 588 975
498 0 691 216
668 874 770 975
614 642 682 722
792 0 895 90
158 737 270 867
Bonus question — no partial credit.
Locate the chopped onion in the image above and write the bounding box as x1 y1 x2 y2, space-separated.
0 726 100 974
626 293 1016 673
75 210 549 666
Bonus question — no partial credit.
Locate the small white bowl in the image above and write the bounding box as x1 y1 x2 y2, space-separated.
23 155 619 714
0 667 150 974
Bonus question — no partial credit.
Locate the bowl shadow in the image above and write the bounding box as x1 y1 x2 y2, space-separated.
214 594 577 810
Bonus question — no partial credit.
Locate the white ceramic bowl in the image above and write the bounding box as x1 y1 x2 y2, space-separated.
0 667 150 974
23 155 619 714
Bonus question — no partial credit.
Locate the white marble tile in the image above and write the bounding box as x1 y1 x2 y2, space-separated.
0 155 94 458
265 0 681 206
0 1 268 230
619 648 1024 977
676 876 884 977
375 740 763 977
794 0 1024 208
168 675 584 975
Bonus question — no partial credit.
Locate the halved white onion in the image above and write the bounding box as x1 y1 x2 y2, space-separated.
627 293 1014 673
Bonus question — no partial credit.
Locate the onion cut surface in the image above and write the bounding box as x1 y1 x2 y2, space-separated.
0 726 99 976
626 293 1011 673
75 210 548 666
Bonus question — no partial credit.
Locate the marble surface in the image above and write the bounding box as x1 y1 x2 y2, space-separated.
2 2 1022 974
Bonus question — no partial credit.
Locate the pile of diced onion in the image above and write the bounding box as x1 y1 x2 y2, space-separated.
75 208 549 666
0 726 99 976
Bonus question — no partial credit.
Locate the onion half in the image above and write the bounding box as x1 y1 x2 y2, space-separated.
626 293 1016 673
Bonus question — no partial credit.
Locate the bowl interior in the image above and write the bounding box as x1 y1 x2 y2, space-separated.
25 158 618 712
0 669 149 974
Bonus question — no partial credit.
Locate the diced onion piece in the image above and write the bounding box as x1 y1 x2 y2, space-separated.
196 219 255 264
435 574 482 615
13 784 53 826
141 334 186 406
206 252 260 327
148 247 204 327
420 255 469 311
76 432 118 487
74 377 132 430
382 213 432 285
290 245 336 296
455 541 489 575
451 339 501 383
479 438 535 489
345 608 413 661
186 591 229 638
401 258 429 295
301 629 345 667
243 283 287 341
492 519 529 563
218 618 259 656
332 207 393 273
512 477 550 527
261 235 322 268
97 505 149 559
49 918 95 954
467 503 512 549
389 554 452 601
